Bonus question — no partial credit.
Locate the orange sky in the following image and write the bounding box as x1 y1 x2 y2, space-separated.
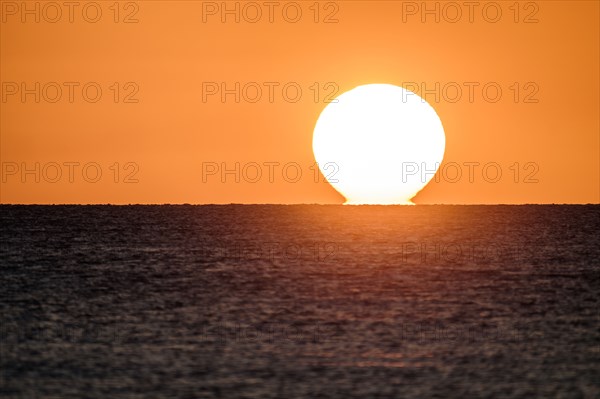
1 0 598 204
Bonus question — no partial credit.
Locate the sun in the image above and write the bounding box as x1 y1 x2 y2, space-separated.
312 84 446 205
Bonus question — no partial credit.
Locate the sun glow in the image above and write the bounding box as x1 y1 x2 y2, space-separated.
312 84 446 205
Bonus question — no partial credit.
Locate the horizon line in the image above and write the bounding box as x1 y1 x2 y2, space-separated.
1 203 599 206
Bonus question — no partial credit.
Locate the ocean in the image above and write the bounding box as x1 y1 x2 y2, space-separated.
1 205 599 398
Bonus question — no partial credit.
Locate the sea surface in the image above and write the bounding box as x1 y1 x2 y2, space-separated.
1 205 599 398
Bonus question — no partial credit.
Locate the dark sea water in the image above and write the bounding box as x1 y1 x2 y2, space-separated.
1 205 599 398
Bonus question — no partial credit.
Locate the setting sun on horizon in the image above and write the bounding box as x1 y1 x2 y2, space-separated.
1 1 599 204
313 84 446 205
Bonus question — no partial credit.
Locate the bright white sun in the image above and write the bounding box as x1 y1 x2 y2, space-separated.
312 84 446 205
